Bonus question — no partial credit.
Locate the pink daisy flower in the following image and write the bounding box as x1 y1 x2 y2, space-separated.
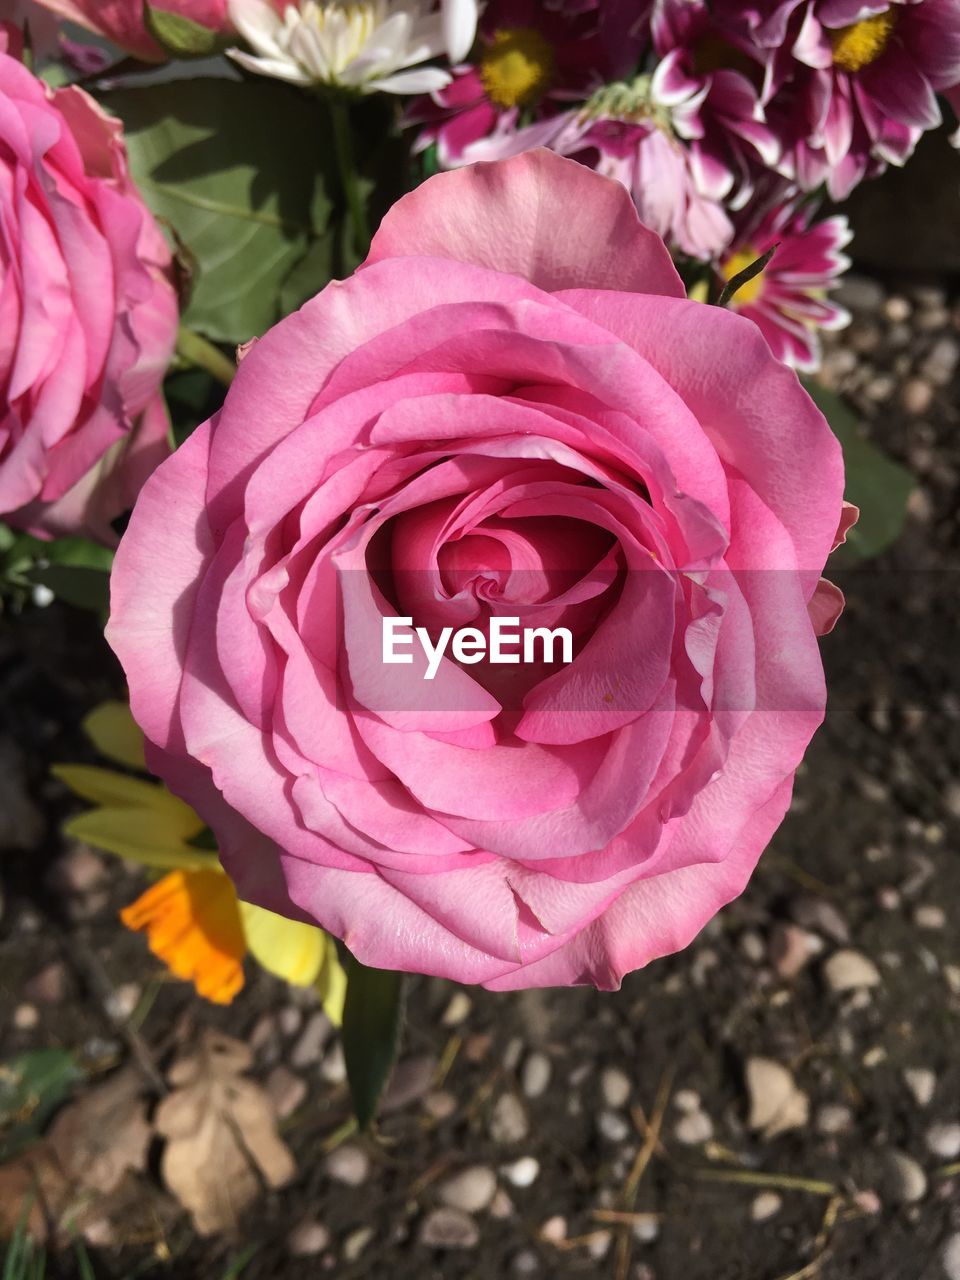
407 0 607 167
650 0 780 210
759 0 960 197
717 189 852 371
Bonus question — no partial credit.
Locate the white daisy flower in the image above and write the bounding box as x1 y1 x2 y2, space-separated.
227 0 458 95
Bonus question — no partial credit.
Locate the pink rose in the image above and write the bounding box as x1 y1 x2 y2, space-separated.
109 150 845 990
0 48 177 541
30 0 234 61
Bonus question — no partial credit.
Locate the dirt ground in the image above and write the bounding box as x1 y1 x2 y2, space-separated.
2 270 960 1280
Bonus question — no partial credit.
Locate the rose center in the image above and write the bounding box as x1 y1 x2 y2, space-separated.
480 27 555 109
722 247 765 306
830 9 896 73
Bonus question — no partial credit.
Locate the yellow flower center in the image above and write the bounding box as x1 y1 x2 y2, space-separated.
831 9 897 73
722 248 765 306
480 27 554 109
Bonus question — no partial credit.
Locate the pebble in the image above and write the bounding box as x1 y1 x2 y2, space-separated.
674 1110 714 1145
13 1003 38 1030
489 1188 515 1218
319 1042 347 1084
586 1230 612 1261
883 296 911 322
424 1090 457 1121
673 1089 701 1114
439 1166 497 1213
770 923 822 979
600 1067 632 1110
942 1234 960 1280
926 1122 960 1160
287 1220 330 1257
751 1192 782 1222
791 896 849 943
23 962 67 1003
343 1227 373 1262
835 275 884 311
745 1057 809 1138
290 1011 332 1068
914 904 946 930
540 1215 567 1244
442 992 472 1026
901 377 934 415
816 1104 853 1135
823 949 881 993
904 1068 937 1108
325 1144 370 1187
739 930 765 963
521 1052 552 1099
881 1150 927 1205
490 1093 529 1144
500 1156 540 1188
419 1208 480 1249
381 1054 437 1111
104 982 141 1022
632 1215 659 1243
512 1249 540 1274
598 1110 631 1142
265 1066 307 1120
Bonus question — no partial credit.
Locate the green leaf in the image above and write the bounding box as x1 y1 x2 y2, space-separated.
28 565 110 614
143 2 226 57
0 1050 85 1161
803 379 915 561
101 80 335 343
341 959 405 1131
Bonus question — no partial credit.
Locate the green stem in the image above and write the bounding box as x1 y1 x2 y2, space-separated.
175 324 236 387
328 95 370 262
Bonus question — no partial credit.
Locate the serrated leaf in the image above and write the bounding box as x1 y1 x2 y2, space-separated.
803 378 914 561
341 959 405 1131
144 3 226 57
101 80 335 343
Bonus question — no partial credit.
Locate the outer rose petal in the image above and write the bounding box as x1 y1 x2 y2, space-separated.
365 148 686 299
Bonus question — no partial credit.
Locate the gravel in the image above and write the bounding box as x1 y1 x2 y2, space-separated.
600 1067 632 1110
925 1122 960 1160
439 1166 497 1213
521 1052 552 1099
418 1208 480 1249
822 950 882 992
489 1093 529 1144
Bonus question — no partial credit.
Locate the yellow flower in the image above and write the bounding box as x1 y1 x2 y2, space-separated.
53 701 346 1021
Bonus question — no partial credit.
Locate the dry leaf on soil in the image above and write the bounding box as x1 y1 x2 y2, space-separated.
154 1029 295 1235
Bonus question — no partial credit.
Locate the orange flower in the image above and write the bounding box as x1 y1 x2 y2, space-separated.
120 869 246 1005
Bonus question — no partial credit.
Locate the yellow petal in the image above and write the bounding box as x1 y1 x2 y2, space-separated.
63 807 219 871
238 900 326 988
52 765 204 837
316 934 347 1027
82 701 146 770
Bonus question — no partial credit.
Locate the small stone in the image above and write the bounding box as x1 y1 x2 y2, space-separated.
942 1233 960 1280
48 845 107 894
265 1066 307 1120
673 1089 701 1114
500 1156 540 1188
823 950 881 993
632 1215 660 1243
490 1093 529 1144
674 1110 714 1145
319 1041 346 1084
424 1090 457 1121
863 1046 887 1069
770 923 822 979
278 1006 302 1037
439 1166 497 1213
489 1188 515 1218
914 905 946 930
904 1069 936 1109
287 1220 330 1257
881 1150 927 1205
740 930 765 963
835 275 884 312
816 1104 853 1135
343 1227 373 1262
442 991 472 1026
502 1037 524 1071
104 982 140 1021
464 1033 492 1062
600 1067 632 1110
325 1144 370 1187
382 1054 437 1112
751 1192 782 1222
598 1110 631 1142
791 896 849 943
883 296 911 322
586 1230 612 1260
419 1208 479 1249
250 1014 278 1059
512 1249 539 1274
745 1057 809 1139
22 962 67 1003
925 1122 960 1160
13 1003 38 1030
521 1052 552 1100
901 377 934 416
540 1216 567 1244
291 1011 332 1068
